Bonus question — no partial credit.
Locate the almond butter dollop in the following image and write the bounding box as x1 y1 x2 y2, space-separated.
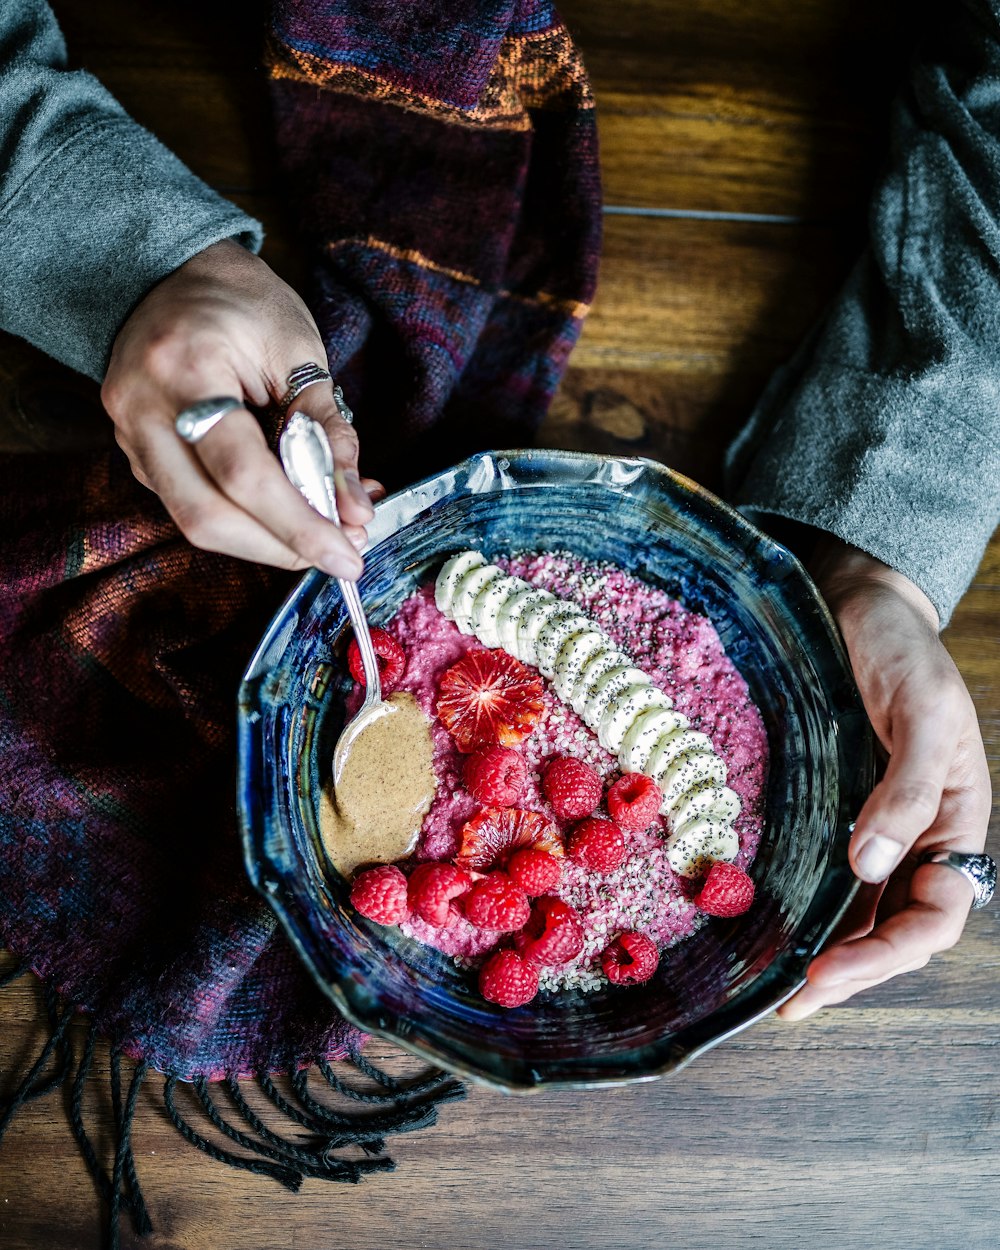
319 691 436 876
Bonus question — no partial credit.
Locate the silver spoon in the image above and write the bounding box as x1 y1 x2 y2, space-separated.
278 412 394 783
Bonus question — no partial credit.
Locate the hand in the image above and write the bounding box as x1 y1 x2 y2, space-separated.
778 538 992 1020
101 239 382 577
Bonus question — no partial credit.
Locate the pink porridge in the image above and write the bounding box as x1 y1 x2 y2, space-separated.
349 551 769 995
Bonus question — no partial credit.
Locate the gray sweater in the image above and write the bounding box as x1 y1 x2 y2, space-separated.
2 1 998 626
726 0 1000 625
0 1 262 380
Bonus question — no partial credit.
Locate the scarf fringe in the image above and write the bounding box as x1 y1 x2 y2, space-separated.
1 963 465 1248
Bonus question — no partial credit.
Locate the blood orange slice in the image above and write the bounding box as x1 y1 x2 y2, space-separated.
455 807 564 871
436 649 544 752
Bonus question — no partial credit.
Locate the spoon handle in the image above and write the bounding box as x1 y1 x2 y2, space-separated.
278 413 383 706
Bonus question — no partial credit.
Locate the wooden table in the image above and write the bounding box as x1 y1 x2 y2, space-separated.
2 3 998 1248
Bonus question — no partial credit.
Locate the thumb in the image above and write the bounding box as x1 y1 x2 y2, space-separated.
289 383 375 529
849 706 955 883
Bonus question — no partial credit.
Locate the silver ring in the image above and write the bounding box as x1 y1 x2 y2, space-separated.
920 850 996 909
279 362 332 412
175 396 244 444
331 383 354 426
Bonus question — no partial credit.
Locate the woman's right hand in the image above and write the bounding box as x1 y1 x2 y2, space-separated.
101 238 382 577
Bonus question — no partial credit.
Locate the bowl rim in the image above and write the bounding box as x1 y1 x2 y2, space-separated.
238 448 873 1091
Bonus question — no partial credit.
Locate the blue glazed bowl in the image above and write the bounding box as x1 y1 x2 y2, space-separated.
238 450 873 1091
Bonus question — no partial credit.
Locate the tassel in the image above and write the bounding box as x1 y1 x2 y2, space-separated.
0 957 29 989
220 1077 392 1177
69 1018 113 1206
109 1051 152 1242
191 1076 362 1182
2 967 465 1238
163 1077 304 1192
0 997 75 1142
289 1065 459 1141
339 1049 463 1100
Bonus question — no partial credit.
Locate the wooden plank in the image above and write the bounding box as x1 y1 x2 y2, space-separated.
561 0 904 216
568 213 860 373
51 0 903 217
2 965 1000 1250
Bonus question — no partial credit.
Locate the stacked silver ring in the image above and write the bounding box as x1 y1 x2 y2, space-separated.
279 362 333 412
278 363 354 424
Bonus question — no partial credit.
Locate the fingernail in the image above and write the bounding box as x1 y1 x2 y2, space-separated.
855 834 906 882
345 528 366 552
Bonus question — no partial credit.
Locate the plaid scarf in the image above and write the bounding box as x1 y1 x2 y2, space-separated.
0 2 599 1244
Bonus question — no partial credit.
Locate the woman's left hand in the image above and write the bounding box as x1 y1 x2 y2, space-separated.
778 539 993 1021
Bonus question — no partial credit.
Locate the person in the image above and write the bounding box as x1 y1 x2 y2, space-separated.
0 0 994 1027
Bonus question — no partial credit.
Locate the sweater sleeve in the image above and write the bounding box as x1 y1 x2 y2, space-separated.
724 0 1000 627
0 0 264 382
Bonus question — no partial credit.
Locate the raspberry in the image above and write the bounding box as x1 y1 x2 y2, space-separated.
694 862 755 917
350 865 409 926
463 746 527 806
463 872 531 931
347 627 406 691
507 847 562 895
514 896 585 966
407 862 472 927
568 816 626 873
478 949 539 1008
541 757 603 821
606 772 662 831
601 932 659 985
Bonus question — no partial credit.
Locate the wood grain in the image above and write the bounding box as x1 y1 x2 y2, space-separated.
50 0 906 217
3 1 999 1248
3 956 1000 1250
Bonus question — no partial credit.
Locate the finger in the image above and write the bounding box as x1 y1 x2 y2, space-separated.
188 407 363 579
779 763 988 1024
133 421 314 569
849 702 961 883
818 857 973 984
777 952 932 1021
361 477 387 503
287 384 374 528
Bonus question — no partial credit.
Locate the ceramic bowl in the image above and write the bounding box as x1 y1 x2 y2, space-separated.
238 449 873 1091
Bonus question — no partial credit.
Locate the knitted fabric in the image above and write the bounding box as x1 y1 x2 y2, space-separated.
0 0 600 1241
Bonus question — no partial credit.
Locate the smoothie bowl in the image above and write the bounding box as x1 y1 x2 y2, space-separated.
237 449 873 1091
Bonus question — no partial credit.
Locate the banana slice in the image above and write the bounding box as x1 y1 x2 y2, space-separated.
657 750 727 810
645 729 716 783
496 585 547 654
570 647 627 716
665 819 740 878
452 565 505 635
536 611 593 679
552 629 607 703
669 782 741 831
619 707 690 773
598 683 672 755
516 594 564 667
435 550 486 614
470 574 521 648
581 663 648 726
